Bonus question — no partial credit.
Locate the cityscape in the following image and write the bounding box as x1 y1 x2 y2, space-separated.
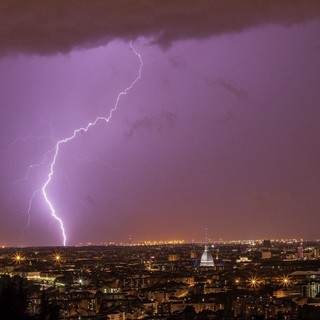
1 240 320 319
1 2 320 320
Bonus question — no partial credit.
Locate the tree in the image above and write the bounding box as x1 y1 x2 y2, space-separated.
0 275 30 320
182 306 196 320
37 290 60 320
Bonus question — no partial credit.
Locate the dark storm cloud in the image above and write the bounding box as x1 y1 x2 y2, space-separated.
216 79 249 102
168 55 189 70
204 77 249 102
1 0 320 55
125 112 177 138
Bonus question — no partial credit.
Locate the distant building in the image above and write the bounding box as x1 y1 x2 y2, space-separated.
262 251 272 259
236 256 252 263
200 245 214 267
291 271 320 298
263 240 271 248
297 246 304 259
190 249 198 259
168 254 179 262
105 311 124 320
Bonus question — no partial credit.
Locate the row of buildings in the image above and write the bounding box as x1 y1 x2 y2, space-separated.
0 240 320 319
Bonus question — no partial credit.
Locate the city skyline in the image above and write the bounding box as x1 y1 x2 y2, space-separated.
1 2 320 246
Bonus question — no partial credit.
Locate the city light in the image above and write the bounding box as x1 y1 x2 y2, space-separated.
280 275 291 287
53 253 62 264
13 253 23 264
248 276 260 288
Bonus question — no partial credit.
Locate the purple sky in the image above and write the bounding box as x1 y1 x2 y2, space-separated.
1 2 320 246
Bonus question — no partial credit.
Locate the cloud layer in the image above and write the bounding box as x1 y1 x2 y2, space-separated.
1 1 320 55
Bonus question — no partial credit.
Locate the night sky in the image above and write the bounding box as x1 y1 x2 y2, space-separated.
1 2 320 246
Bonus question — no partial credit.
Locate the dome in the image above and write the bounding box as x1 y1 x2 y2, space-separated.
200 245 214 267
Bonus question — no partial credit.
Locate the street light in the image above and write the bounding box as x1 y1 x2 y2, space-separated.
280 275 291 287
248 276 260 288
13 253 23 264
53 253 62 264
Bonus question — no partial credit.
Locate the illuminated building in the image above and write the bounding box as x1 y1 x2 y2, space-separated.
200 244 214 267
168 254 180 261
261 251 272 259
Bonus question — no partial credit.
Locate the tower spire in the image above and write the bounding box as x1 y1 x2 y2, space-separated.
205 226 208 246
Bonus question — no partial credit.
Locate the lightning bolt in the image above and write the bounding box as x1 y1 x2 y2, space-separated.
40 42 143 246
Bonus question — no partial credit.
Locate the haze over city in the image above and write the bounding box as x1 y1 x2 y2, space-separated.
0 2 320 246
